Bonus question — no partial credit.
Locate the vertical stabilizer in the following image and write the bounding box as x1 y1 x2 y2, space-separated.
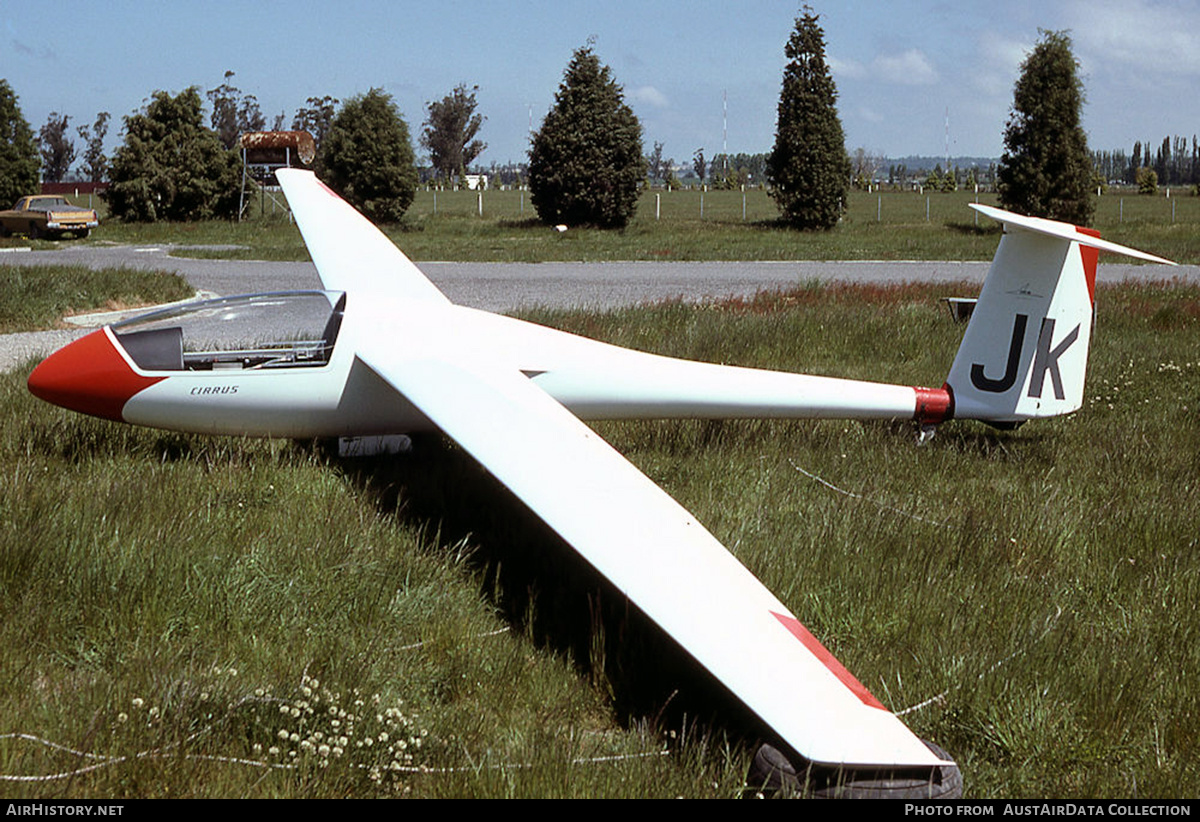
946 205 1173 423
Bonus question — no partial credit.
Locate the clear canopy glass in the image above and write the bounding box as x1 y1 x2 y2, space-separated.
111 291 345 372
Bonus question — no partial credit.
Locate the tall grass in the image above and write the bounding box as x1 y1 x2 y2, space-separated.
1 279 1197 797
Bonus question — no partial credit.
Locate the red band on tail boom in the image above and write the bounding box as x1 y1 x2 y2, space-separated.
913 384 954 425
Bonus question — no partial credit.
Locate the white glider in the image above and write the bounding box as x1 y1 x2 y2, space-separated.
27 171 1172 782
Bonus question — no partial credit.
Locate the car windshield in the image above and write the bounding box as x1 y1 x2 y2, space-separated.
111 290 345 371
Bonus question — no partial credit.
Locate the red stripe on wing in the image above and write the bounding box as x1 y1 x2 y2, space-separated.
771 611 887 710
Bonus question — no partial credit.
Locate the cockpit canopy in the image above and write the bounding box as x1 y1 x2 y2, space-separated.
111 291 345 372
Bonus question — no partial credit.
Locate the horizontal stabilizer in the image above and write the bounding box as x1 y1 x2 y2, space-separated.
969 204 1175 265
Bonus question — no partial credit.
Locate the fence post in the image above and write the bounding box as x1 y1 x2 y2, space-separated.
478 191 483 217
877 195 881 223
655 193 661 220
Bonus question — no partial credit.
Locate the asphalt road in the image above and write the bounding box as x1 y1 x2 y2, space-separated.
2 242 1191 371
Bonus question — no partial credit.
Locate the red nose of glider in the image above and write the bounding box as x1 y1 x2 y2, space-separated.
27 329 163 421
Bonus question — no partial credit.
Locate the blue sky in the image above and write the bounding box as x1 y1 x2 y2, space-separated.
4 1 1198 170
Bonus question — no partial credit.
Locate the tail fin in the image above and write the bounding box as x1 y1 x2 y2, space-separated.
946 205 1173 424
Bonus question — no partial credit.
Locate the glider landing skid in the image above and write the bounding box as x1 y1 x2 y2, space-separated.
748 739 963 799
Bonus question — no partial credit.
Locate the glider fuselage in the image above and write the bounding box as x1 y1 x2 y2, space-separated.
29 296 952 438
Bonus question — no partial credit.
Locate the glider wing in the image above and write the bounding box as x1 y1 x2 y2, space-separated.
276 168 448 304
354 333 948 769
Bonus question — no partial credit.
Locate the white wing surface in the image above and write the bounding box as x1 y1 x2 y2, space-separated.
354 330 947 769
276 168 448 303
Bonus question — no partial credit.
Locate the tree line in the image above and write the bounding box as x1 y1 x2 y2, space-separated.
0 70 493 221
1092 136 1200 189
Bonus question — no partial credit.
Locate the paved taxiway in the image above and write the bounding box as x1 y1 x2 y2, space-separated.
1 243 1191 371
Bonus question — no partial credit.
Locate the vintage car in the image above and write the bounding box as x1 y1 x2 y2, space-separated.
0 195 99 239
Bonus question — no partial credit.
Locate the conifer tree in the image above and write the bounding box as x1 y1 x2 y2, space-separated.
320 89 417 223
529 46 645 228
997 31 1093 225
0 80 40 206
766 9 850 230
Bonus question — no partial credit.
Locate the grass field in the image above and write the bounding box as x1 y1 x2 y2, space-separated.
8 188 1198 264
1 278 1197 798
0 264 193 333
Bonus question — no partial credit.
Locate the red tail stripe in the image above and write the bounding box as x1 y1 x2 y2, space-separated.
1075 225 1101 305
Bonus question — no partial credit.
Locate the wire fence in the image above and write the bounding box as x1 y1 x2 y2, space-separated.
405 187 1200 228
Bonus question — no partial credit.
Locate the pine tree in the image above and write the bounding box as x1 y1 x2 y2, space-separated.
528 46 645 228
0 80 40 206
319 89 417 224
766 9 850 230
997 31 1093 225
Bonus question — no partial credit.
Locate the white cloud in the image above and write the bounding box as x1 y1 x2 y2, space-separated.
971 32 1031 98
629 85 669 108
1068 0 1200 76
828 54 868 80
834 49 939 86
872 49 938 86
